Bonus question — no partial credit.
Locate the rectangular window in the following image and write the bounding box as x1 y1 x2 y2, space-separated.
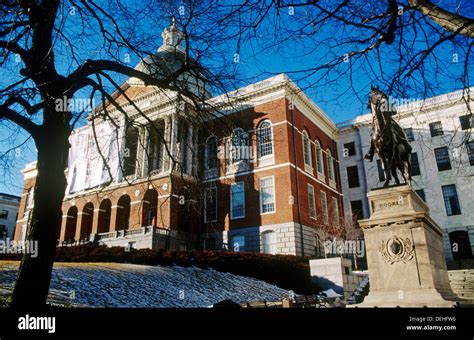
350 200 364 222
459 115 472 130
204 187 217 222
308 184 316 219
262 231 276 254
467 141 474 166
320 191 328 225
332 197 339 226
230 182 245 219
343 142 356 157
415 189 426 202
232 234 245 252
0 210 8 219
429 121 444 137
346 165 360 188
316 146 324 175
411 153 421 176
404 128 415 142
260 176 276 214
434 147 451 171
442 185 461 216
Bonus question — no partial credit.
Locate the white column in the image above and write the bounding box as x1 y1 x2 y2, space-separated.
163 114 172 172
192 126 199 176
186 125 193 175
169 113 178 172
141 126 149 177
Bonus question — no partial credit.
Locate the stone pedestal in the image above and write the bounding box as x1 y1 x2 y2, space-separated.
354 185 461 307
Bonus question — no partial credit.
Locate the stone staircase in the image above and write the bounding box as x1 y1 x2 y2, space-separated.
346 275 370 304
448 269 474 300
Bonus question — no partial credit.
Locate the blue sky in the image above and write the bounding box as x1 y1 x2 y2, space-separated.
1 0 472 196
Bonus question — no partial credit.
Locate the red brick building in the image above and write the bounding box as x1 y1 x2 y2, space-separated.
14 23 344 257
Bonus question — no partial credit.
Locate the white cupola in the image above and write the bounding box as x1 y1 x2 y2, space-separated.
158 17 184 53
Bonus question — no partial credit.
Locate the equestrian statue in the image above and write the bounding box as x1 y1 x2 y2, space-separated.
365 85 412 187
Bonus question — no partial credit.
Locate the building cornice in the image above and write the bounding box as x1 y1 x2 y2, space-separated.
337 88 473 132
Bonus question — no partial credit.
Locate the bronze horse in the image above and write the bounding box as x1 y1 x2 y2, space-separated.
365 86 412 187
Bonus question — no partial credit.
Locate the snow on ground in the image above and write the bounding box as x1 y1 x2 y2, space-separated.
0 262 290 307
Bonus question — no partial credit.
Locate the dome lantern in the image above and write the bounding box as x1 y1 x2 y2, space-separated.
158 17 185 53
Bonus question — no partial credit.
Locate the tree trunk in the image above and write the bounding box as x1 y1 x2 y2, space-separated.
9 120 69 310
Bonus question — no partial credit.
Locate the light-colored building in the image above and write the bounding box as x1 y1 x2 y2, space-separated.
0 192 21 240
337 89 474 261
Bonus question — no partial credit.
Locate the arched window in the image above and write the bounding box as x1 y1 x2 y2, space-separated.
142 189 158 227
79 203 94 241
97 199 112 233
64 206 78 243
302 130 312 169
116 195 131 230
205 136 218 170
327 149 335 182
230 128 249 164
262 231 276 254
315 141 324 177
257 120 273 158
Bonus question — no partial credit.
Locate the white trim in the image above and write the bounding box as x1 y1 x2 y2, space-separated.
257 155 275 168
259 175 276 215
230 181 245 220
202 162 292 182
201 160 343 196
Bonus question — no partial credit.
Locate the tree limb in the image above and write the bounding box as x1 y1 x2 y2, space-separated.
0 105 39 137
409 0 474 38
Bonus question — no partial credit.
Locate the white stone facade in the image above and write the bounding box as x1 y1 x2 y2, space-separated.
0 193 20 239
201 222 326 257
337 89 474 261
